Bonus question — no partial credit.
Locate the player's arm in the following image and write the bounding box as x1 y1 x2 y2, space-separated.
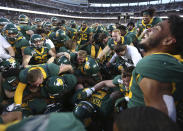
93 80 116 91
14 82 27 105
97 45 110 60
59 64 73 74
6 46 15 58
26 30 34 36
47 49 56 64
22 55 32 68
139 77 173 117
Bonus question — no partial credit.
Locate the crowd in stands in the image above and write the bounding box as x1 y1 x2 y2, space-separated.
1 0 183 14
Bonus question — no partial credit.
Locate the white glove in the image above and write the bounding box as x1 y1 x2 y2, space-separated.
6 103 21 112
85 87 95 97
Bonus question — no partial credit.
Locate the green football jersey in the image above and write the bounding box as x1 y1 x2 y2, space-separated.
17 24 32 40
128 53 183 108
5 112 85 131
73 89 114 117
67 27 78 40
19 63 60 83
136 17 162 36
79 27 92 45
24 43 51 64
7 35 29 63
107 35 131 50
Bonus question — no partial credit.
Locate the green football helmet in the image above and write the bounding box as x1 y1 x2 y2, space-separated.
95 25 104 34
35 18 42 23
73 101 95 127
51 17 57 23
46 75 77 98
107 24 116 32
83 57 100 77
3 76 18 92
56 55 71 65
42 21 52 32
3 23 19 42
18 14 29 24
70 20 76 28
30 34 44 48
0 17 10 32
56 29 67 43
0 57 20 72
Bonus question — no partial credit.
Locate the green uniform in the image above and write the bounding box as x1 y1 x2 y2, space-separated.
136 17 162 36
17 24 32 40
113 75 126 92
79 26 92 45
126 31 137 43
128 54 183 108
107 36 131 50
85 43 100 59
31 25 42 32
51 25 58 32
24 43 51 64
73 89 114 117
2 112 85 131
19 63 60 83
70 52 82 71
78 27 93 52
46 74 77 96
14 63 60 105
49 31 69 52
58 46 72 54
67 27 77 40
7 35 29 63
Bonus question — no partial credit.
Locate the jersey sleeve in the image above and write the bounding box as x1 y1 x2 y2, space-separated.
24 47 32 56
47 63 60 76
107 38 114 50
19 39 30 50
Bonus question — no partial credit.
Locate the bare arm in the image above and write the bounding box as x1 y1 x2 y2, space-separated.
59 64 73 74
93 80 116 91
26 30 34 36
22 55 32 68
47 49 56 64
139 77 172 115
6 46 15 57
1 111 22 124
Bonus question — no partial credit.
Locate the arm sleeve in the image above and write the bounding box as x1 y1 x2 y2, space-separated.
46 39 55 48
109 53 117 63
14 82 27 105
1 35 11 49
47 63 60 76
127 46 142 66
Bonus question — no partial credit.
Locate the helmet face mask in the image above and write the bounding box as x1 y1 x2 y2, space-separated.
51 17 58 26
43 22 51 32
3 24 19 42
56 30 67 43
18 14 29 24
